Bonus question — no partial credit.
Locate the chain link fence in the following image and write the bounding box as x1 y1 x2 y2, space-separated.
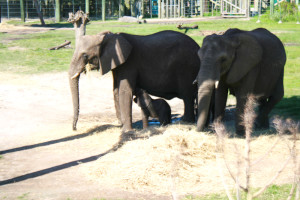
0 0 119 21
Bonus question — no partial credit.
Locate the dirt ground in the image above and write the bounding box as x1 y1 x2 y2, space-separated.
0 22 297 200
0 71 183 199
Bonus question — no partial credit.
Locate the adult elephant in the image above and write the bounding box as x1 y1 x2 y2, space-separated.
69 30 200 132
195 28 286 135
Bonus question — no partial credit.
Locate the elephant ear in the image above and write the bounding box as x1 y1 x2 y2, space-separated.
99 33 132 75
226 34 263 85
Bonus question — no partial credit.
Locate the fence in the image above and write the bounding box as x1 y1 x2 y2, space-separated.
0 0 298 21
0 0 118 21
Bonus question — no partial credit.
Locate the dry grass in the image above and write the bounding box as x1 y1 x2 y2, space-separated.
80 122 298 196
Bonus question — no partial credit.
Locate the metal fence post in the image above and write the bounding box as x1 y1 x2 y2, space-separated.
7 0 9 19
21 0 25 22
86 0 90 14
55 0 61 22
102 0 106 21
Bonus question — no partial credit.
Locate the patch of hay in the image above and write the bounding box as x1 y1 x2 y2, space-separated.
83 123 298 196
86 124 216 195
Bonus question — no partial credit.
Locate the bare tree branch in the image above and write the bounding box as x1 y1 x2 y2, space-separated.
49 40 71 50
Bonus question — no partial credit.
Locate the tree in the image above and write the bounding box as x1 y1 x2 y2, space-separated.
33 0 46 25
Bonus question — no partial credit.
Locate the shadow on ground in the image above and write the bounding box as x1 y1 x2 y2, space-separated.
0 123 166 186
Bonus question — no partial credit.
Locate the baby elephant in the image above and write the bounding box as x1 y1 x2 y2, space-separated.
134 88 171 128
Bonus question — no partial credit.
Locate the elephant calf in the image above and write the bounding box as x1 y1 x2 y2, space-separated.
134 88 171 128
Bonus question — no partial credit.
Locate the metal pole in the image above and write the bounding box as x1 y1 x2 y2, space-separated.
158 0 161 18
200 0 203 17
256 0 261 23
150 0 152 18
270 0 274 16
86 0 90 14
278 1 282 23
102 0 105 21
96 0 98 18
55 0 60 22
21 0 25 22
7 0 9 19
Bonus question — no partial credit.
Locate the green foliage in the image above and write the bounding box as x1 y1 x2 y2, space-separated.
272 1 299 22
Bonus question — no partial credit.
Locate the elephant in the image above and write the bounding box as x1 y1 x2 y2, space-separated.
134 88 171 128
69 30 200 132
195 28 286 135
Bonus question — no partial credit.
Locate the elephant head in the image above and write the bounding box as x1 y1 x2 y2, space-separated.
69 31 132 130
196 31 263 131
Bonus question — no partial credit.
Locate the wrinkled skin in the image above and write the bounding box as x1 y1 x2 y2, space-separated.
69 30 200 132
134 88 171 128
195 28 286 135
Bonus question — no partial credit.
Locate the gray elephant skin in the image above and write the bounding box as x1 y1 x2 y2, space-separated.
134 88 171 128
195 28 286 135
69 30 200 132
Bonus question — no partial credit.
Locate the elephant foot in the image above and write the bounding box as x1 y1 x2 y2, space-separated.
121 126 134 134
255 116 269 130
236 129 246 137
182 115 195 123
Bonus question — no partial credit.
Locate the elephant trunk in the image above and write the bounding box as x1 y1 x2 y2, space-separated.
196 61 217 131
69 69 80 131
196 79 214 131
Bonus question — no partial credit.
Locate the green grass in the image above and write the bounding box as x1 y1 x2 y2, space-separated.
0 18 299 119
184 184 295 200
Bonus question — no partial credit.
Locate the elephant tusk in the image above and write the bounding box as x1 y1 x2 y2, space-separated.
215 81 219 89
71 72 80 80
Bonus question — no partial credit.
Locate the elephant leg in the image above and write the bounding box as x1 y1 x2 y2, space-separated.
159 107 170 126
256 79 284 129
119 80 134 133
256 72 284 130
141 109 149 128
255 99 269 129
235 96 247 136
113 71 122 125
182 97 195 123
214 81 228 123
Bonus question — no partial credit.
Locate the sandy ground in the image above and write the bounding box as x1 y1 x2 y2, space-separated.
0 71 185 200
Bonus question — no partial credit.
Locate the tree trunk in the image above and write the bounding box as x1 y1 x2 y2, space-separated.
68 11 90 47
33 0 45 26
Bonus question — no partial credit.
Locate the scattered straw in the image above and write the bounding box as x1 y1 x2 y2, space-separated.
81 124 297 196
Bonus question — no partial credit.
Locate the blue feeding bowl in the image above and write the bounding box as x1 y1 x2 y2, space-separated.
148 116 182 125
